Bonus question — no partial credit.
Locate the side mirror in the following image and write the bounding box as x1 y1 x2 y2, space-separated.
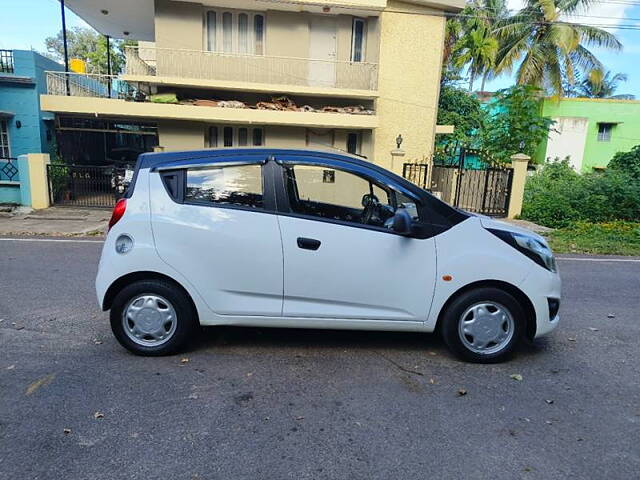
391 208 414 235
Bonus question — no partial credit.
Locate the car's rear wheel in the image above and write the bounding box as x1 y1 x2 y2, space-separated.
440 287 525 363
110 279 198 356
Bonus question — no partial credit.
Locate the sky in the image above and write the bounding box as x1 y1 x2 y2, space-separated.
2 0 640 97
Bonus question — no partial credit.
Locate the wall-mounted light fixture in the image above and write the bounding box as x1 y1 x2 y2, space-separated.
15 120 21 129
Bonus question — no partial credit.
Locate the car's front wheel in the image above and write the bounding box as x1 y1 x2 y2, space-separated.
441 287 525 363
110 279 198 356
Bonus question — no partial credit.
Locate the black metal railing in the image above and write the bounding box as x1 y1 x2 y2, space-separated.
402 163 429 190
46 164 117 208
0 157 19 181
402 147 514 217
0 50 14 74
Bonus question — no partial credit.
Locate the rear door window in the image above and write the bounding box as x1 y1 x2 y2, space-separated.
185 164 263 209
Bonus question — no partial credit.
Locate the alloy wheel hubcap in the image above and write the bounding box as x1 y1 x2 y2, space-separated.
458 301 514 355
122 294 177 346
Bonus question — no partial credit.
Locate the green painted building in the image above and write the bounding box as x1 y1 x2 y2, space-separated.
535 97 640 172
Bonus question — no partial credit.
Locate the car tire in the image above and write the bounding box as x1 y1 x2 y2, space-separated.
440 287 525 363
110 279 198 356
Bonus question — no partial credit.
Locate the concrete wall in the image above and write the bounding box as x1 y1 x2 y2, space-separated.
373 1 445 173
537 97 640 171
158 121 205 150
155 0 203 50
543 117 588 171
156 121 372 155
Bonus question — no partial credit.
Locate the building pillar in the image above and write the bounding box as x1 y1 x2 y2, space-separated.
17 154 51 209
507 153 530 219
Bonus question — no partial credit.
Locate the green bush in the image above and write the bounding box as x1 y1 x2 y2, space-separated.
521 158 640 228
608 145 640 180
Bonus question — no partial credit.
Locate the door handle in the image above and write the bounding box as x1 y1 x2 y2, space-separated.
297 237 321 251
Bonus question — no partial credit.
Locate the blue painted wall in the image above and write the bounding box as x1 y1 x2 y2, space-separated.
0 50 62 204
0 50 62 159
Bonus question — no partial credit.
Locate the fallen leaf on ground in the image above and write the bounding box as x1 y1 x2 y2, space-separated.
510 374 523 381
545 399 554 404
428 351 437 356
94 412 104 419
63 428 71 435
457 389 467 396
295 416 304 420
7 365 15 370
188 393 198 399
545 420 553 425
567 337 576 342
429 378 436 384
588 327 599 332
607 313 615 318
94 339 103 345
179 358 189 365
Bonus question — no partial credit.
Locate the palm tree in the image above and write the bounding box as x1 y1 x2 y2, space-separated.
577 70 634 99
454 24 499 91
494 0 622 96
451 0 508 91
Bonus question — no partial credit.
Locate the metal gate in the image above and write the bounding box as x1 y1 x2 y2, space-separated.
47 164 118 208
403 148 514 217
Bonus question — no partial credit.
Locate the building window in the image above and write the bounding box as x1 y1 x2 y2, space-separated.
205 10 266 55
347 132 361 155
206 11 217 51
597 123 614 142
0 120 10 158
351 18 366 62
208 125 264 148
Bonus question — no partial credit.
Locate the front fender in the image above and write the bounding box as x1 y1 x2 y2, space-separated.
426 218 535 330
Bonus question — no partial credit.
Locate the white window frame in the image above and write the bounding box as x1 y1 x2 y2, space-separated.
350 18 367 63
0 120 11 158
207 125 265 148
204 9 266 55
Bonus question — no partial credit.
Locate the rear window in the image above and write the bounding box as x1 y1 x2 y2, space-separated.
185 164 263 209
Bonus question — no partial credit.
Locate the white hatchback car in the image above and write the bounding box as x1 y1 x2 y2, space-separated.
96 148 560 363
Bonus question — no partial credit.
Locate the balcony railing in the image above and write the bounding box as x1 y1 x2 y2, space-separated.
46 71 140 99
125 46 378 91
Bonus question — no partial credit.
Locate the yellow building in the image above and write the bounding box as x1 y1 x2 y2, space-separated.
41 0 463 173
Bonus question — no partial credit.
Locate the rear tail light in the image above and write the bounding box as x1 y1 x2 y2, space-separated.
108 198 127 231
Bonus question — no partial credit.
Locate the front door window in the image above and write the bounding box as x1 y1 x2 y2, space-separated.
284 164 410 229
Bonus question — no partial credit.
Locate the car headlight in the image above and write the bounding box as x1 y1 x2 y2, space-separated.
487 229 557 273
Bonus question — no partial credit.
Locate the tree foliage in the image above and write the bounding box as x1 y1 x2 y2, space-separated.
437 86 486 148
608 145 640 179
44 27 132 74
576 70 634 99
482 85 554 162
494 0 622 96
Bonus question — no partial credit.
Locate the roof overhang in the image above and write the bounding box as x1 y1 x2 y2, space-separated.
60 0 463 40
59 0 154 41
0 111 15 118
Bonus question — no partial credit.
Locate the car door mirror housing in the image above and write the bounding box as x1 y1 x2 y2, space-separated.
391 208 414 235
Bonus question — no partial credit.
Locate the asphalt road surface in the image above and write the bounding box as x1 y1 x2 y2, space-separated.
1 238 638 479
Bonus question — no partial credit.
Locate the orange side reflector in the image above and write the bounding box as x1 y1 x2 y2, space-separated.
442 275 453 282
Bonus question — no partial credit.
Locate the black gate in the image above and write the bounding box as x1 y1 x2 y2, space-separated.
47 164 118 208
403 148 514 217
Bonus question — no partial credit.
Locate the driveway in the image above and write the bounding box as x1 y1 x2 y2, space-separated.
0 238 638 479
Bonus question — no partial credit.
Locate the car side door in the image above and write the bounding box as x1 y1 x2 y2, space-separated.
149 156 284 317
274 156 437 322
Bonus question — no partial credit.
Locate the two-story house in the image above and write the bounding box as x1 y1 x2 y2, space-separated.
41 0 463 175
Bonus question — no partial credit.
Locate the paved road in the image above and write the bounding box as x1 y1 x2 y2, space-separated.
1 238 639 479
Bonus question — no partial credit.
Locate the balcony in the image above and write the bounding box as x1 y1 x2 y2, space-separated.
41 71 378 130
124 46 379 94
